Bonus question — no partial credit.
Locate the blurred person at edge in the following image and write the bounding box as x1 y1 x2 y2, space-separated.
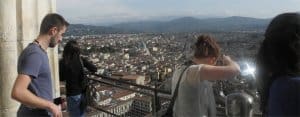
256 12 300 116
172 34 240 117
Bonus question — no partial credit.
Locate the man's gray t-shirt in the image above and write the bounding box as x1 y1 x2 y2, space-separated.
17 43 52 116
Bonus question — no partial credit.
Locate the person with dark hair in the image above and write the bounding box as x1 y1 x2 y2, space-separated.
256 12 300 116
171 34 240 117
11 13 69 117
59 40 97 117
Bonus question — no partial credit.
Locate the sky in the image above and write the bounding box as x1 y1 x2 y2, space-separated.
57 0 300 25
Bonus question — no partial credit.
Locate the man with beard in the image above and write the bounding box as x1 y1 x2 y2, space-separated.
11 13 69 117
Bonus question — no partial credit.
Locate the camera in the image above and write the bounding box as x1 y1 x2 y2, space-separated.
53 97 63 105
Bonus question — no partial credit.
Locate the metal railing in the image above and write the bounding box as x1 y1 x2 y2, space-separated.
86 73 172 117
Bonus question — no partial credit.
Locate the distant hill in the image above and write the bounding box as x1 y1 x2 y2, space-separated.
111 16 270 33
65 24 138 36
66 16 271 35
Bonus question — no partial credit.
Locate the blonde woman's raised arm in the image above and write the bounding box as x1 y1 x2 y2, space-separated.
200 55 240 80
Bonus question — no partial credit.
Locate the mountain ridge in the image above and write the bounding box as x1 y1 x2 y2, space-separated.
65 16 271 36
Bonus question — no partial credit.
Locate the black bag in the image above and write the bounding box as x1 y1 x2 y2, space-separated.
79 57 89 91
80 92 87 112
162 65 190 117
79 57 89 110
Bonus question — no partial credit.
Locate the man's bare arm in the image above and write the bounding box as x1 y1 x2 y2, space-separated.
11 74 62 116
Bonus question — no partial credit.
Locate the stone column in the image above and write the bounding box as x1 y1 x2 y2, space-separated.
0 0 19 116
0 0 59 116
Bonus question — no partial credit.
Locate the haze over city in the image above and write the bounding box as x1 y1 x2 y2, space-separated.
55 1 300 116
57 0 300 25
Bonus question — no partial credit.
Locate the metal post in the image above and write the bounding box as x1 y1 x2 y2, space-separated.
152 75 157 116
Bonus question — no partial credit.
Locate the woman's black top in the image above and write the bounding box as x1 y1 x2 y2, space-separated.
59 57 97 96
267 76 300 116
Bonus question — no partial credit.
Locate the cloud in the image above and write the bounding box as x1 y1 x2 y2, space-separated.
58 0 140 24
58 0 219 24
58 0 300 24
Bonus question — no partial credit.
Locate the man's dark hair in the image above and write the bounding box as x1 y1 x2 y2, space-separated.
39 13 69 34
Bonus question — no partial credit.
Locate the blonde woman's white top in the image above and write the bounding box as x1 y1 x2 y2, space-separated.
172 64 216 117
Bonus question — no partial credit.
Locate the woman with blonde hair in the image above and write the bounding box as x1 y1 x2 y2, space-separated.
171 34 240 117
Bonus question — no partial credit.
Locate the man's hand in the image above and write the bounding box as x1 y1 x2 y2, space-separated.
61 98 67 111
48 103 62 117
